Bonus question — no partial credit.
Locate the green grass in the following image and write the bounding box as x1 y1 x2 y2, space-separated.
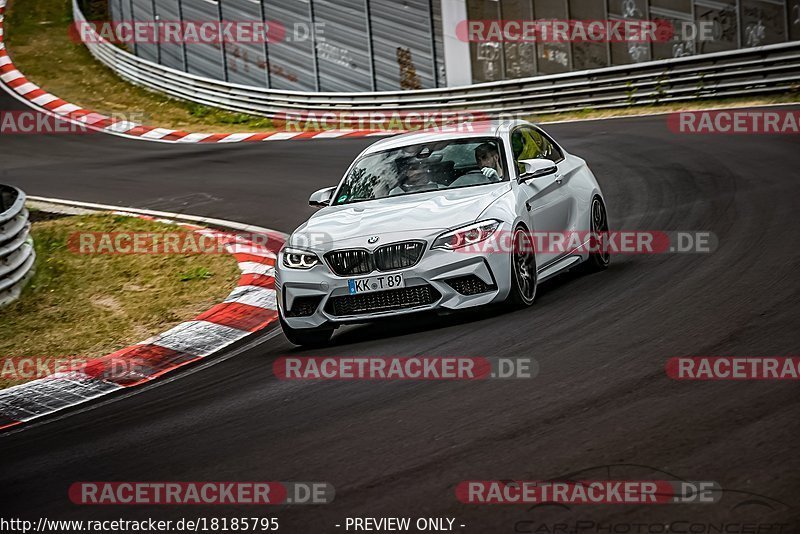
0 212 240 389
179 266 213 282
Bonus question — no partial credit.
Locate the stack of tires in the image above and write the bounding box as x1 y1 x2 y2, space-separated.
0 185 35 307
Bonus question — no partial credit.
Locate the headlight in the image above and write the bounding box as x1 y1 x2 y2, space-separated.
432 220 501 250
282 247 320 269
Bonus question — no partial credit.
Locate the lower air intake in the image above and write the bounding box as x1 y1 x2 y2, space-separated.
445 275 496 296
325 285 440 316
285 296 324 317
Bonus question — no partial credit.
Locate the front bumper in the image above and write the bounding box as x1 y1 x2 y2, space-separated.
276 245 512 329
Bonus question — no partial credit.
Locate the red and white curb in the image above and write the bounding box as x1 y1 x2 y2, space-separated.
0 0 394 143
0 203 286 431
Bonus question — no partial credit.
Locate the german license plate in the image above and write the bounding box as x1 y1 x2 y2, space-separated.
348 274 405 295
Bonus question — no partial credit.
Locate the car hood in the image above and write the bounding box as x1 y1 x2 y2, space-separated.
289 183 511 250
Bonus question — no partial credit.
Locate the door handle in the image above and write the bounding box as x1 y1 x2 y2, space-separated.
554 173 563 184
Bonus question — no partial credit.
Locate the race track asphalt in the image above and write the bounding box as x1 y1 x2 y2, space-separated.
1 89 799 531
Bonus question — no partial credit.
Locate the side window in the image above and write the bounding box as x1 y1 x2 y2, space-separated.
511 127 563 174
533 128 564 163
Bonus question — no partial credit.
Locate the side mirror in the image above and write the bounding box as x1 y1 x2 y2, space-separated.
518 159 557 183
309 186 336 207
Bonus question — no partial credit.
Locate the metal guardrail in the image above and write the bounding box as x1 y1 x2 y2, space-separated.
75 0 800 119
0 185 35 308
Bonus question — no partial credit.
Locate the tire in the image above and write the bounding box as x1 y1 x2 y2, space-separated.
580 196 611 273
279 315 334 347
507 226 537 307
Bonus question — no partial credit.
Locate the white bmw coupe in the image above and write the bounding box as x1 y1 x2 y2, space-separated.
275 120 609 346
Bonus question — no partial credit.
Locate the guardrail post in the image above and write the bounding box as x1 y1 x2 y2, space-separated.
177 0 188 72
151 0 161 65
308 0 321 92
259 0 271 88
216 0 228 83
365 0 377 91
736 0 743 49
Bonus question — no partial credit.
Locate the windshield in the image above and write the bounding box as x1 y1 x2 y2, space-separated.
332 138 508 206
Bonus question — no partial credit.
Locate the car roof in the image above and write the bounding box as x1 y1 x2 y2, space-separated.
362 118 532 154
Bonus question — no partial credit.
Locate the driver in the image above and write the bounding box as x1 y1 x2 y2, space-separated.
475 143 504 180
389 158 442 195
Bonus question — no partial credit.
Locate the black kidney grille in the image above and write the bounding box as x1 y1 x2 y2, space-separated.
326 241 425 276
325 249 374 276
325 285 440 316
374 241 425 271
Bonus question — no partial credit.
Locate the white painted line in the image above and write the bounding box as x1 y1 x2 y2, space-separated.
140 127 177 139
219 133 255 143
75 112 109 125
196 228 231 238
175 132 213 143
52 103 82 115
226 243 277 258
224 285 278 310
12 82 37 95
0 69 22 82
311 130 354 139
105 121 138 133
238 261 275 277
29 93 59 106
146 320 250 356
263 132 301 141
